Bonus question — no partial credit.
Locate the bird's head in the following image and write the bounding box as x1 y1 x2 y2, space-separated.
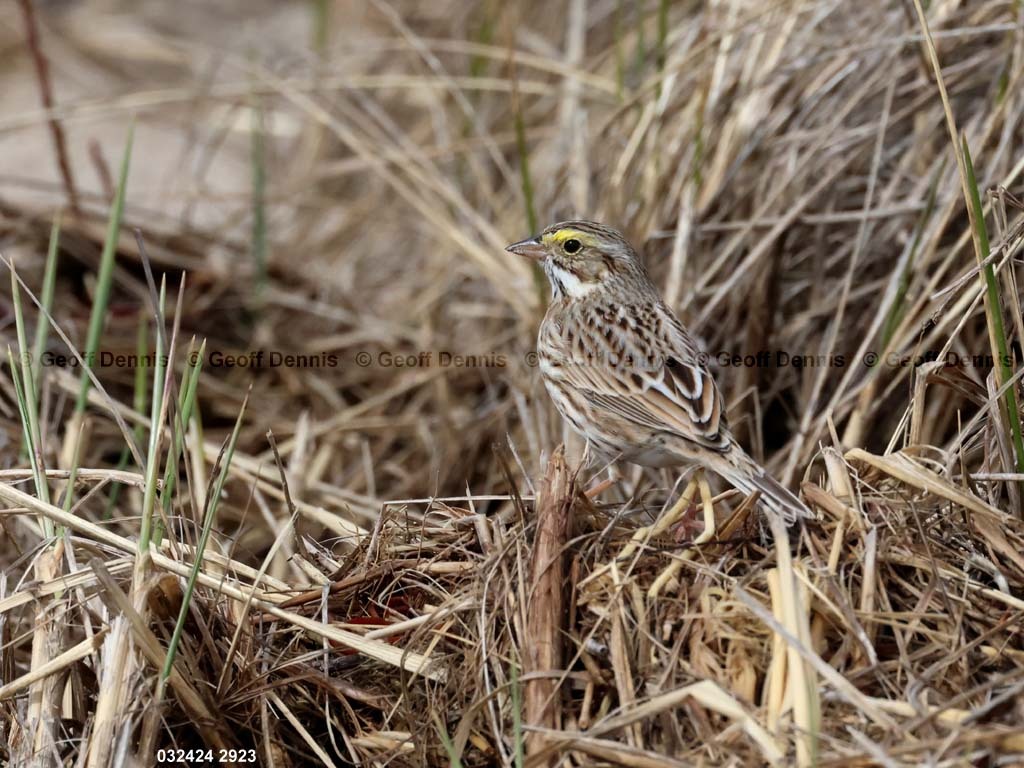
506 220 646 299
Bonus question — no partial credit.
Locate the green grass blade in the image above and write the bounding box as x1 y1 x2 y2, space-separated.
8 346 53 537
692 97 705 188
634 0 646 76
513 101 537 235
963 137 1024 474
139 280 168 552
161 389 249 681
655 0 668 98
10 267 52 519
251 96 267 295
12 265 40 428
60 423 85 515
76 125 134 414
9 346 36 460
106 314 149 517
432 713 463 768
154 338 206 545
31 213 61 390
311 0 329 54
134 312 150 421
468 7 494 79
511 78 545 306
880 161 944 351
614 0 625 98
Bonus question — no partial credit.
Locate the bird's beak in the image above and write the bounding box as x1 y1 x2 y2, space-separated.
505 235 546 261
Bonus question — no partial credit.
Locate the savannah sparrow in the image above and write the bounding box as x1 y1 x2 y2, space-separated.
507 220 810 524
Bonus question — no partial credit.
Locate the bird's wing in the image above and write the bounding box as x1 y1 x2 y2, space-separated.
561 301 731 452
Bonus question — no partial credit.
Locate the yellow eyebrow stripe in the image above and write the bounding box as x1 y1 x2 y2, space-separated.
543 229 598 247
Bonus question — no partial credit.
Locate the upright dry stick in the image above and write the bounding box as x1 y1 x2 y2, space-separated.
15 0 79 214
525 446 573 763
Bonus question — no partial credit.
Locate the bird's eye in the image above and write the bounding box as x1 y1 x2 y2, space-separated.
563 238 582 254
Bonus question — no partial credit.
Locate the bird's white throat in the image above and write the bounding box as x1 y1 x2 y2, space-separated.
545 262 599 299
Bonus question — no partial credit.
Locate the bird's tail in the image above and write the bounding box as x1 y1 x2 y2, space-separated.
708 447 812 525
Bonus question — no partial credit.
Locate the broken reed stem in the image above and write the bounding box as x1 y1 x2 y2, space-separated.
15 0 79 215
524 446 573 763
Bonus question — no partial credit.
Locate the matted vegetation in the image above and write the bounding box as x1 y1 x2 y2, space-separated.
2 0 1024 765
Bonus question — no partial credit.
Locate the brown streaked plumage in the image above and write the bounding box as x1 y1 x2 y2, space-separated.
507 219 810 524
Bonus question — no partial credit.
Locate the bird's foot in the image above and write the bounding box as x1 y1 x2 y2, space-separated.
671 498 706 541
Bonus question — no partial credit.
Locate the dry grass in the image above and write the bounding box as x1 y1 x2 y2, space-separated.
2 0 1024 765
